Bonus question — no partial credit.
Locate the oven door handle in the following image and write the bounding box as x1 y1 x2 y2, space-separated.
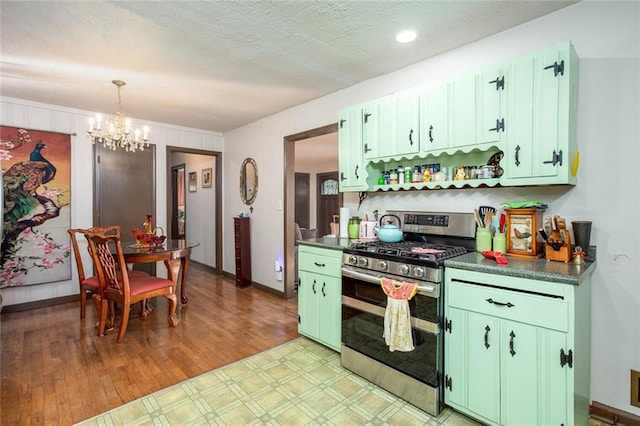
341 266 437 296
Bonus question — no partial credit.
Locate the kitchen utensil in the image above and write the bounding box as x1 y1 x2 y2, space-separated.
473 209 484 228
538 228 549 242
544 216 553 238
481 250 509 264
499 214 506 233
478 206 496 225
374 214 403 243
484 211 494 230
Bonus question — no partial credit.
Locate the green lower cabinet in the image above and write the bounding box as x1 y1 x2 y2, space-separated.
444 268 590 426
297 246 342 352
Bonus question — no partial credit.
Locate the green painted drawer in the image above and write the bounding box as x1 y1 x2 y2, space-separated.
448 281 568 332
298 246 342 277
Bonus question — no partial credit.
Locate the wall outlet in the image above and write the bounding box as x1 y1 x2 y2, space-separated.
277 200 283 210
632 369 640 408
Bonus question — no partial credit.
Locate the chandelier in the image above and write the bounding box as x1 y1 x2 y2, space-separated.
87 80 149 152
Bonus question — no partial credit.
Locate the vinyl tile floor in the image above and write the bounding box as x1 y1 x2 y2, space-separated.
77 337 481 425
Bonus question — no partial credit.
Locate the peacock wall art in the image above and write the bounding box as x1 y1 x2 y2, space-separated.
1 126 72 288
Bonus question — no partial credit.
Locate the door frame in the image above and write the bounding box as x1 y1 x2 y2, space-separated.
283 123 338 299
166 146 223 275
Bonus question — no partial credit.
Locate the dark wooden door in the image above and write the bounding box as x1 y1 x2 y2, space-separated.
295 172 310 229
94 144 155 274
316 171 342 238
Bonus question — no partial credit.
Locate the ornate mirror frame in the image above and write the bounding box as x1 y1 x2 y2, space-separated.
240 157 258 207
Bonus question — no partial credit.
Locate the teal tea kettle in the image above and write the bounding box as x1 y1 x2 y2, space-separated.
373 214 403 243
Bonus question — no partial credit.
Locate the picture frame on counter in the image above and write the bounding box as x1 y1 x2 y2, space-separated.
505 208 544 258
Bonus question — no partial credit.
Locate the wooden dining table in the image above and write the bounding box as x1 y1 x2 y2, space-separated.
120 239 200 306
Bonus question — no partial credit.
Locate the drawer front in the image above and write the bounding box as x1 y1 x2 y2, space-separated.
447 280 568 332
299 247 342 277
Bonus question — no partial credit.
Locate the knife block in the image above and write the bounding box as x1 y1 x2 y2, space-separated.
545 230 572 263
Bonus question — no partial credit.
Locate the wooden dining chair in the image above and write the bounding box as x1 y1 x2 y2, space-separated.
85 225 179 342
68 226 149 320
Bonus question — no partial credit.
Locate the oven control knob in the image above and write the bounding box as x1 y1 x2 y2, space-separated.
378 261 388 271
400 264 410 275
414 267 425 278
359 257 369 267
348 256 358 266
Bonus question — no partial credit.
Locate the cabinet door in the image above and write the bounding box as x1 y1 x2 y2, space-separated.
502 324 568 425
298 270 320 339
502 41 577 185
396 90 420 156
421 83 449 152
316 274 341 351
363 96 396 160
445 307 501 424
477 65 507 145
450 73 477 148
467 311 501 423
338 106 367 191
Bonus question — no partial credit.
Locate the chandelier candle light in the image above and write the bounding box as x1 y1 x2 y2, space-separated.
87 80 149 152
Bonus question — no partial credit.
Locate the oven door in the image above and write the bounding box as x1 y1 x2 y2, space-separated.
341 266 443 387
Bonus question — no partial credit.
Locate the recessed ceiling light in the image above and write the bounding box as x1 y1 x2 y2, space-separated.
395 30 417 43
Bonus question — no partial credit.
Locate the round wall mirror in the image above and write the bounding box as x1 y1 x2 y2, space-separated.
240 157 258 205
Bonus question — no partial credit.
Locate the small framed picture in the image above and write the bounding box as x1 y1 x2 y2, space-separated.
202 168 213 188
505 208 544 257
188 171 197 192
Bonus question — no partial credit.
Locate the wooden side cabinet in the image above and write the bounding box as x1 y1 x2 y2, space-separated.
234 217 251 288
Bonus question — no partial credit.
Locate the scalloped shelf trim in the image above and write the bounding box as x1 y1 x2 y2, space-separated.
372 178 501 191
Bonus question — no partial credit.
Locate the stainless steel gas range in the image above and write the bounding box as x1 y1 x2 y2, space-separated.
340 210 476 416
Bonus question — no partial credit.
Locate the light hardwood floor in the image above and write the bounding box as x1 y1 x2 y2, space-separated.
0 263 300 425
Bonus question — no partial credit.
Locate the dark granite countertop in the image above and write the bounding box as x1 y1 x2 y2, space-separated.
444 247 596 286
297 237 353 251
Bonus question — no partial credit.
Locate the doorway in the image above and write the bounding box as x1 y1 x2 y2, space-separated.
283 123 339 299
166 147 223 275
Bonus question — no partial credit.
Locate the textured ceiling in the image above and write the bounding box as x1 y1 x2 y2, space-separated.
0 1 576 134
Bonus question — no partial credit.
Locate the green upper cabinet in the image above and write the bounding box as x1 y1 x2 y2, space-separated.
501 41 578 185
450 64 507 150
339 40 579 191
362 90 420 162
395 89 421 157
420 82 450 153
477 64 508 146
338 105 368 191
450 73 477 148
362 96 396 160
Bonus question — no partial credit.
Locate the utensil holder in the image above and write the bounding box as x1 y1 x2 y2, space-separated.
571 221 592 256
476 227 492 252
